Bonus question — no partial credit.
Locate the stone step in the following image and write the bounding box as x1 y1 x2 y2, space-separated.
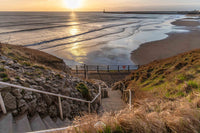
42 116 58 129
30 114 46 131
0 113 13 133
14 114 32 133
56 118 67 128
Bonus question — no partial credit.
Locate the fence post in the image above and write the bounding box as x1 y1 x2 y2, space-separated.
107 65 109 72
128 65 130 72
58 96 63 120
118 65 120 72
0 93 6 114
86 65 88 72
76 65 78 75
84 64 87 79
97 66 99 73
88 103 91 114
129 90 131 110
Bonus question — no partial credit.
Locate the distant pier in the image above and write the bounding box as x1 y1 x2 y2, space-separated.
103 10 200 15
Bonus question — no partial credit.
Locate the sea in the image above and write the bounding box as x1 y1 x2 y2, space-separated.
0 12 186 66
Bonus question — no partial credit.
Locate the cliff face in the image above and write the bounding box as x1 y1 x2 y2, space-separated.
0 44 106 121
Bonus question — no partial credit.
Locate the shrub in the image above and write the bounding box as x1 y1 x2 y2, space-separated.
0 67 5 72
0 73 7 78
76 83 91 100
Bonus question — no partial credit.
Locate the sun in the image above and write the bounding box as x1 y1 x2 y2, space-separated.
63 0 82 10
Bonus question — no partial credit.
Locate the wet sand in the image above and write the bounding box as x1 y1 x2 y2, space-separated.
131 18 200 65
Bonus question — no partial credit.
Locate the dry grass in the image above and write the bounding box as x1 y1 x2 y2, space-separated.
50 96 200 133
0 43 69 72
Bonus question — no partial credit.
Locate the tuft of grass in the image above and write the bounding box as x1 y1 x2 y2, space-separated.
33 65 45 69
2 77 10 82
177 74 187 81
22 62 31 66
76 83 91 100
187 81 198 89
0 73 7 78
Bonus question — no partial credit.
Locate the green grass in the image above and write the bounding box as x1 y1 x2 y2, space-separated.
187 81 198 88
2 77 10 82
0 73 7 78
76 83 91 100
177 74 187 81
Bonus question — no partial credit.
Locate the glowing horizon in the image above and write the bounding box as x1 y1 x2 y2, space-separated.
0 0 200 11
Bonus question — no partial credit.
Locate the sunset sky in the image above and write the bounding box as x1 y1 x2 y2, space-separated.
0 0 200 11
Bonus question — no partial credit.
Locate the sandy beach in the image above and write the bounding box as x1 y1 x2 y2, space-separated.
131 17 200 65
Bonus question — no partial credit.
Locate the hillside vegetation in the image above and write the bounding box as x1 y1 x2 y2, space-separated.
73 49 200 133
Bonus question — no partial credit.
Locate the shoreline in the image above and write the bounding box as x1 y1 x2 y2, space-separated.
131 17 200 65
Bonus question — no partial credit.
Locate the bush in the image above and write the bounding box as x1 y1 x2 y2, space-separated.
0 73 7 78
76 83 91 100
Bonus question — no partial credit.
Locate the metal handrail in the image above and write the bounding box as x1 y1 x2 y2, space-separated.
0 81 102 119
120 81 132 109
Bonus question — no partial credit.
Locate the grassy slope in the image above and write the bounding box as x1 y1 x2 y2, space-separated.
0 43 69 71
73 49 200 133
125 48 200 101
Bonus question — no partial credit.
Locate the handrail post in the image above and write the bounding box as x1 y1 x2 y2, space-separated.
0 93 6 114
58 96 63 120
129 90 131 110
88 102 91 114
99 85 102 105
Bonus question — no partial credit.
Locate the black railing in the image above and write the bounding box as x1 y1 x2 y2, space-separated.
69 65 139 73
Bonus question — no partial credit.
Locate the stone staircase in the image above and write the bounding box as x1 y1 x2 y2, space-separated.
0 113 70 133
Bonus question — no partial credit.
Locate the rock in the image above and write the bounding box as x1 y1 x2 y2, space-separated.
23 91 33 100
28 99 37 115
62 101 71 118
43 95 52 105
0 84 11 91
3 92 17 110
26 79 37 85
94 121 106 130
18 99 28 114
12 89 23 99
36 100 48 115
61 88 72 96
49 105 57 117
12 110 18 116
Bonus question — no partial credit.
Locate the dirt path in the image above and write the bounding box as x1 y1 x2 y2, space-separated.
101 88 126 112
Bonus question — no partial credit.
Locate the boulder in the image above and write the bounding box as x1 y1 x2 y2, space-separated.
12 89 23 99
28 99 37 116
18 99 29 114
36 100 48 115
3 92 17 110
49 105 58 117
62 101 71 118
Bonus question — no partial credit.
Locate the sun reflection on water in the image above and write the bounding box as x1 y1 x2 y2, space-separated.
67 12 86 63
